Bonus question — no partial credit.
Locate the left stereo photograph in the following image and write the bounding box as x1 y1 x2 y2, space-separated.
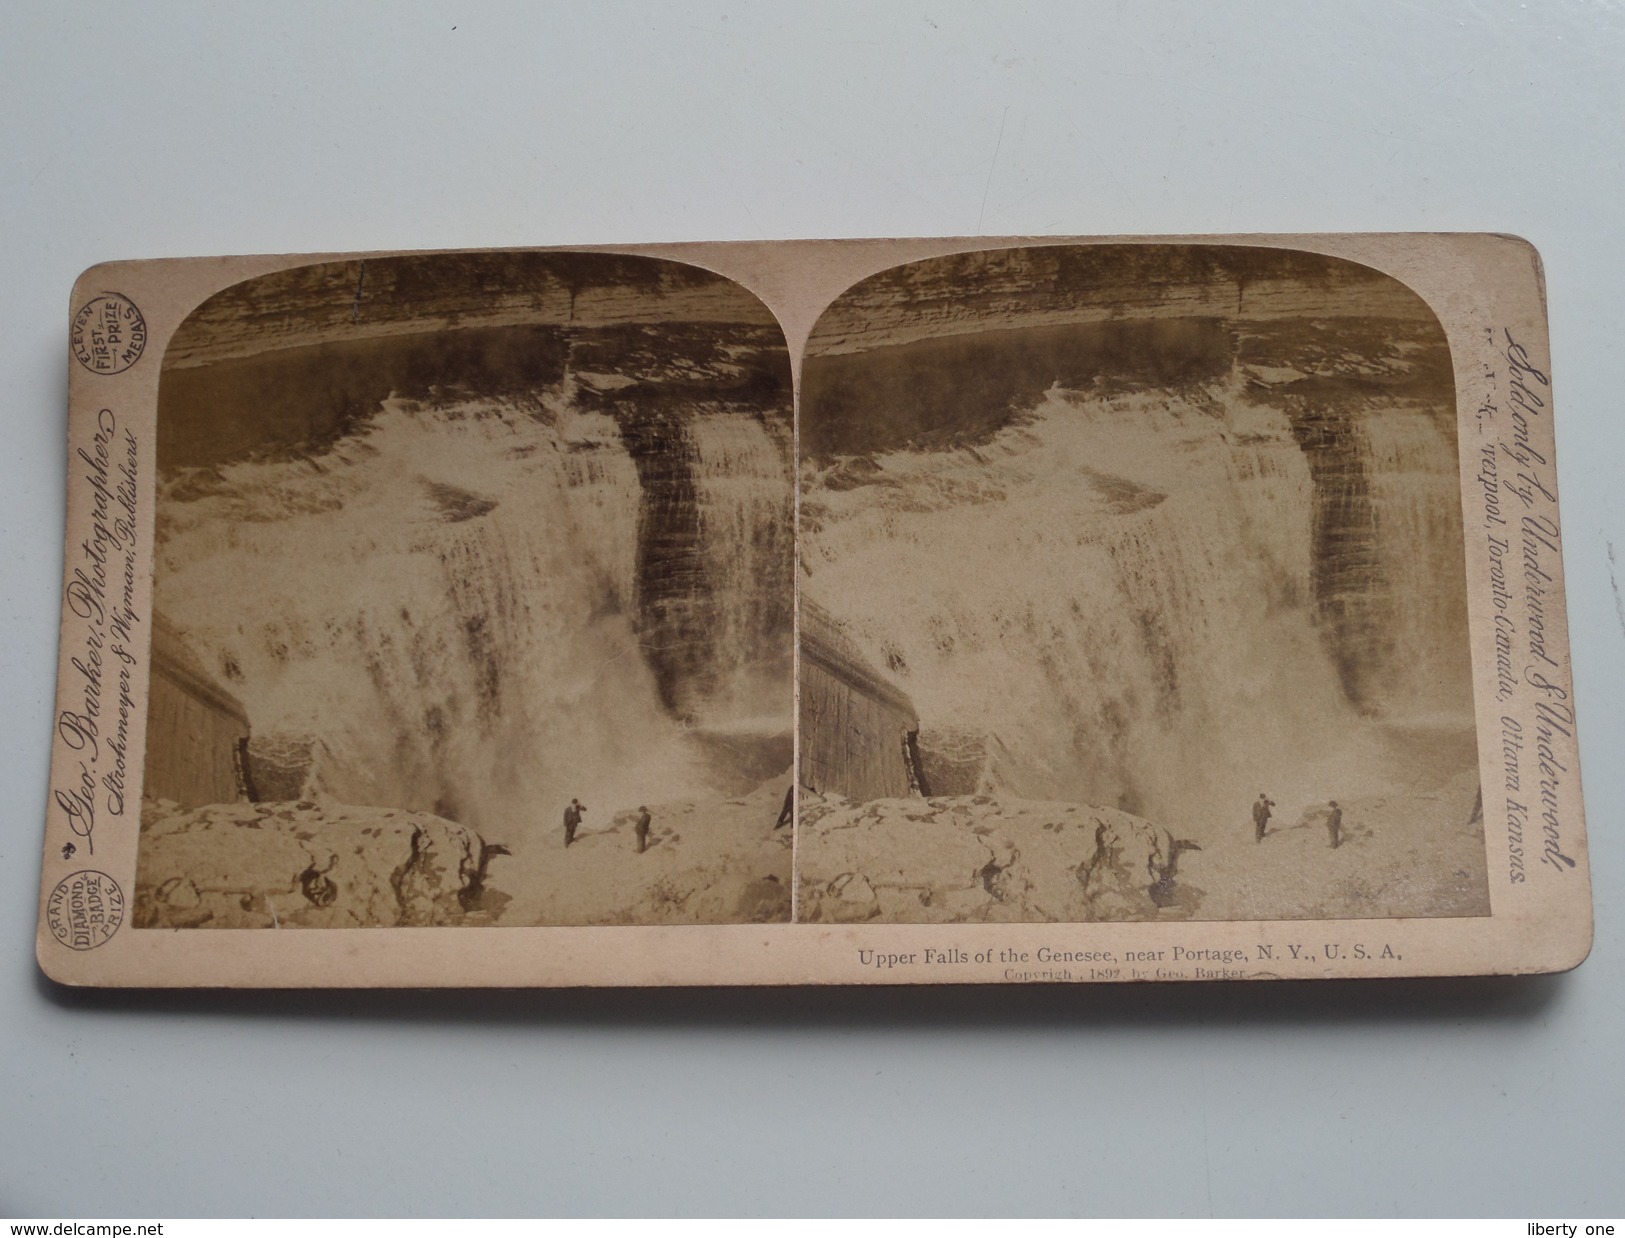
73 252 798 939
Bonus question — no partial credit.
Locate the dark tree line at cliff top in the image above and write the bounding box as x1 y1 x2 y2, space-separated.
166 251 778 368
801 308 1453 463
801 316 1234 461
817 244 1433 327
157 320 790 473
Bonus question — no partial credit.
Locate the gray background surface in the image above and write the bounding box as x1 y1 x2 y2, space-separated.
2 2 1620 1218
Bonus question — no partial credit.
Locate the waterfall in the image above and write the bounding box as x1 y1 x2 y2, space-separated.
800 375 1476 839
688 410 795 728
151 389 789 845
1353 403 1475 721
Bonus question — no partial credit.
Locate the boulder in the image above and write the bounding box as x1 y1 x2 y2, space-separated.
134 799 510 929
796 792 1202 923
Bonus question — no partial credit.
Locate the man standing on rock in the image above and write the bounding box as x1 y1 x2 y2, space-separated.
1325 800 1343 849
1253 792 1275 842
564 798 586 848
634 806 652 854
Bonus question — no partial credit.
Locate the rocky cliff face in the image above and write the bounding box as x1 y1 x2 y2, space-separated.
145 615 251 808
798 601 920 801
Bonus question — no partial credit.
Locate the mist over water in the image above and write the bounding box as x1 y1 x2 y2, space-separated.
153 388 793 847
801 319 1477 843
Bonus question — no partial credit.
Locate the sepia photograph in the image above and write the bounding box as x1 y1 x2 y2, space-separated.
39 233 1584 990
10 8 1617 1221
134 252 796 929
796 243 1489 924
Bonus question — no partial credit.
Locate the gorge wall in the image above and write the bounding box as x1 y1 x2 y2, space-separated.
799 601 921 801
145 614 251 808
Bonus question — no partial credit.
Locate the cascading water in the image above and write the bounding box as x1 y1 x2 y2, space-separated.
152 387 791 848
800 361 1477 846
688 410 796 726
1349 402 1475 721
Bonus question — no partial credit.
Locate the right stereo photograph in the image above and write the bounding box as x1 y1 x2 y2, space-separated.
794 243 1488 925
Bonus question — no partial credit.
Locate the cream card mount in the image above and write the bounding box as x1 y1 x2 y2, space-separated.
38 234 1592 988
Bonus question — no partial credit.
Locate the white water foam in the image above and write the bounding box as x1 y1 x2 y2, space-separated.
802 379 1476 840
154 393 789 848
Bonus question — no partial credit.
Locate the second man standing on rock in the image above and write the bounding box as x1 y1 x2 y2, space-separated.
635 806 652 854
564 798 586 847
1252 792 1275 842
